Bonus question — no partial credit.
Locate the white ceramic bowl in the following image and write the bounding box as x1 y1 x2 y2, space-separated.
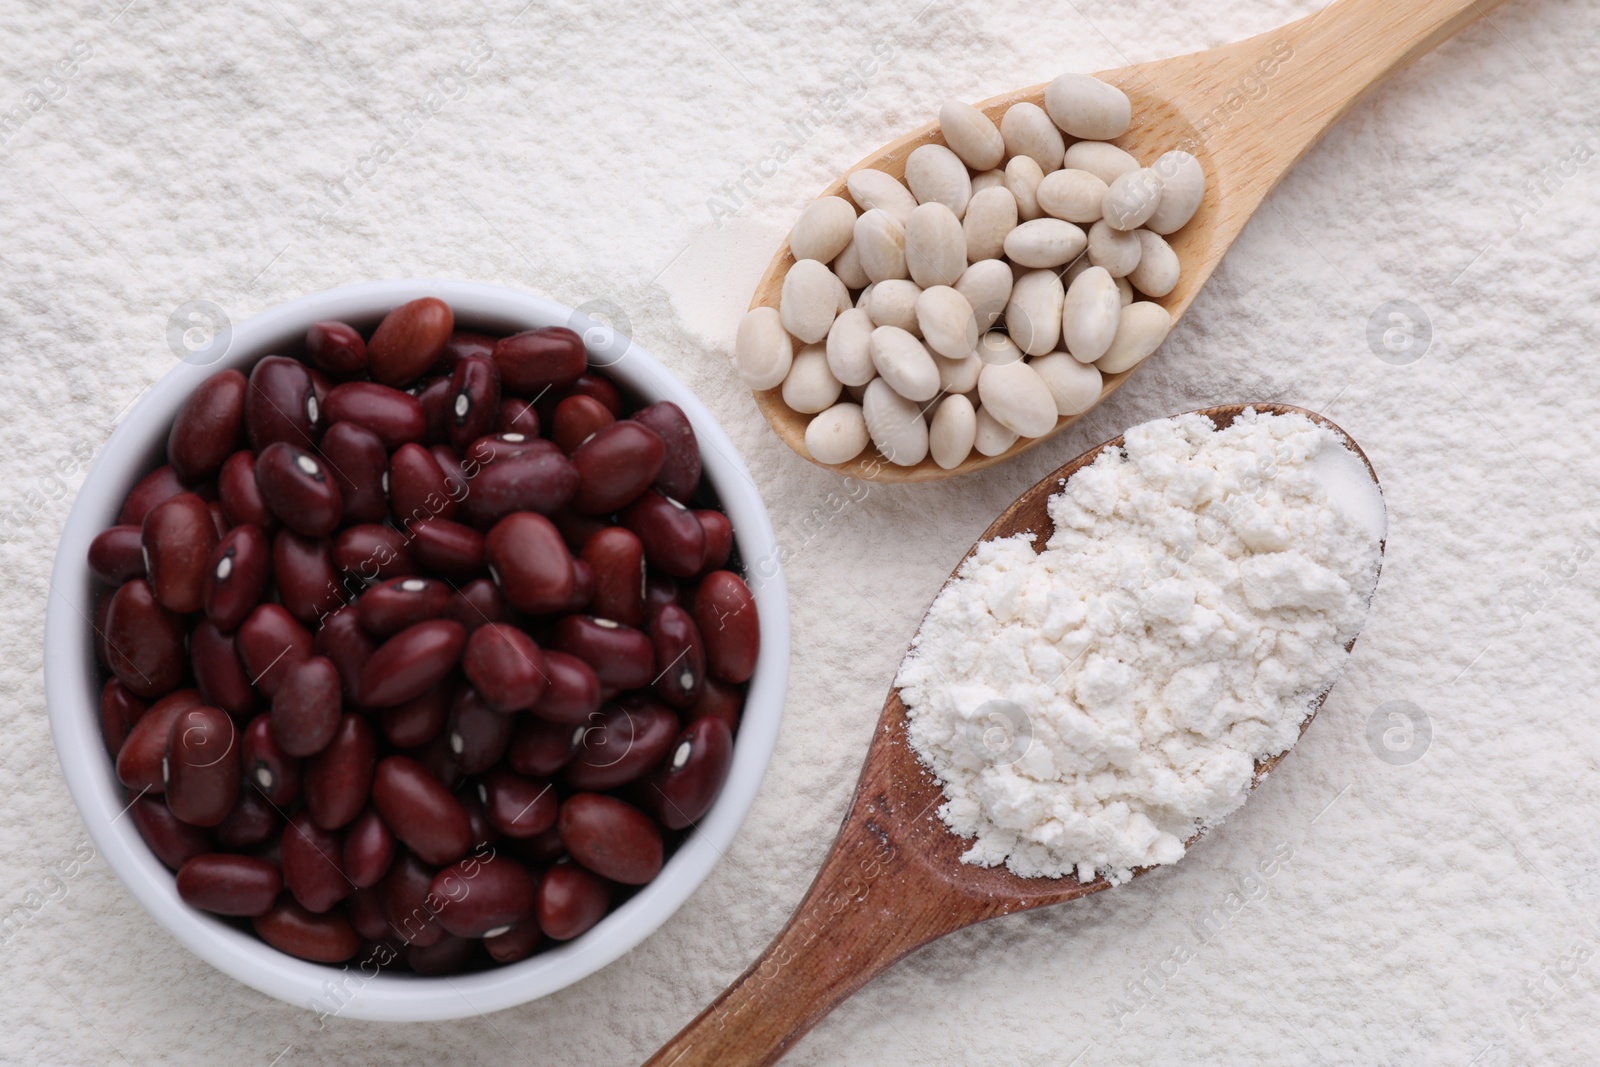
44 280 790 1021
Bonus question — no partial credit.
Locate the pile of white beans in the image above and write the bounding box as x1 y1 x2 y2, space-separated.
733 73 1206 470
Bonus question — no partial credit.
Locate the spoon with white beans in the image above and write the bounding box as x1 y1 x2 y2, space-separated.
733 0 1505 482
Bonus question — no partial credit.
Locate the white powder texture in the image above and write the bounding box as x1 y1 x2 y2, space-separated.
897 410 1382 882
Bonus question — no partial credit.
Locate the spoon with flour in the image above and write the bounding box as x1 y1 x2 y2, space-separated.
643 405 1384 1066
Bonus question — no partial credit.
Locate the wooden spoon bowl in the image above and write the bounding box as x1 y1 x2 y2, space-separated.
643 404 1384 1066
747 0 1503 482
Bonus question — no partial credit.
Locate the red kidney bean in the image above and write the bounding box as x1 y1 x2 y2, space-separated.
558 793 663 885
306 321 368 377
191 620 256 717
372 756 472 865
282 810 350 913
512 825 564 864
508 716 582 778
692 677 743 735
242 712 301 806
445 687 515 775
582 527 645 627
481 768 558 839
313 607 376 705
388 443 458 524
130 793 212 869
105 579 185 698
100 678 146 757
206 501 229 540
565 558 595 613
142 492 219 613
649 604 706 709
93 591 113 669
164 704 241 827
493 327 586 394
218 451 274 531
554 616 654 692
272 655 343 757
118 464 189 526
484 919 543 963
460 784 499 849
431 851 536 938
646 573 681 621
650 716 734 830
429 443 471 498
343 806 396 888
237 603 314 698
323 382 426 449
246 355 318 451
408 932 476 975
462 623 547 713
694 570 760 684
537 862 611 940
214 787 279 848
530 650 602 725
89 525 147 585
346 884 391 940
177 853 281 916
551 395 615 455
695 510 733 573
380 681 453 749
201 524 269 631
416 376 454 444
256 442 343 537
305 714 376 830
333 523 414 581
463 443 579 525
409 518 486 582
168 370 247 483
382 851 445 947
272 530 342 625
566 699 678 791
551 507 610 555
633 401 702 501
357 576 453 637
441 583 506 638
568 372 623 417
416 730 465 792
570 421 665 515
255 898 360 962
359 620 466 708
116 689 199 793
369 298 454 388
622 490 707 579
484 512 573 614
447 356 501 453
438 331 497 373
319 421 390 526
496 397 540 437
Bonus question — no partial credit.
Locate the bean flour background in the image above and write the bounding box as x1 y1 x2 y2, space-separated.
3 0 1599 1063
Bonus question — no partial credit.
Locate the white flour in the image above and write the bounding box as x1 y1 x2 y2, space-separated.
898 411 1383 881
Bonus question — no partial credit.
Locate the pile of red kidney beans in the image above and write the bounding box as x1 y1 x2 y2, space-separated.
88 297 760 975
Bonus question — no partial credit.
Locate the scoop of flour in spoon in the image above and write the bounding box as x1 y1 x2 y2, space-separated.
897 409 1383 884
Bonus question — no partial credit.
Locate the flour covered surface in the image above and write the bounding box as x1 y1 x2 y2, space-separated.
897 409 1383 883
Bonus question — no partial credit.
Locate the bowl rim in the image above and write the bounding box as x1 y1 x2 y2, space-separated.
43 279 791 1022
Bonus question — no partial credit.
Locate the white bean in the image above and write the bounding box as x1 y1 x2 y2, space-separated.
973 404 1020 456
862 378 930 466
733 307 793 390
1036 169 1108 224
1031 352 1104 416
905 143 972 219
938 99 1005 171
1043 74 1132 140
805 402 870 465
846 169 917 224
999 102 1065 172
970 168 1007 193
1144 150 1205 235
916 285 978 359
854 209 908 283
1103 168 1163 231
978 359 1058 438
1061 265 1121 363
1116 275 1133 306
1003 218 1087 269
962 186 1018 263
826 308 877 387
782 344 843 414
929 393 978 469
1062 141 1140 185
1128 229 1179 298
1096 301 1171 374
1087 219 1141 277
867 279 923 336
976 330 1023 367
869 326 941 402
955 259 1013 332
1004 269 1064 355
780 259 846 344
789 196 857 264
856 282 875 310
904 202 967 289
831 238 870 289
1003 155 1046 222
935 350 983 393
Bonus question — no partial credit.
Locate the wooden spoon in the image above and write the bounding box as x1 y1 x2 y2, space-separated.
644 404 1383 1066
748 0 1504 481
